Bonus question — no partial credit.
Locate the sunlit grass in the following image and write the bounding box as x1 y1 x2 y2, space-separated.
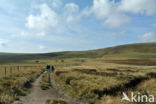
53 59 156 104
0 67 43 104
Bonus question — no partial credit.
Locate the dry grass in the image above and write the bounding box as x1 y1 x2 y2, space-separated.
0 66 43 104
0 66 42 78
41 72 51 90
53 59 156 104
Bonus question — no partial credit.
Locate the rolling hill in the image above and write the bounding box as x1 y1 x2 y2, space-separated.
0 42 156 64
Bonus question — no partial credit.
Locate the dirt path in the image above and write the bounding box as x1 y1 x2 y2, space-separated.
13 74 87 104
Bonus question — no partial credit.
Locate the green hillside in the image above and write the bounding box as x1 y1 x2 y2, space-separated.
0 42 156 64
95 42 156 58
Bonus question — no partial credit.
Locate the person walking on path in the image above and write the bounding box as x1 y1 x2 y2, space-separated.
51 65 55 72
44 65 50 73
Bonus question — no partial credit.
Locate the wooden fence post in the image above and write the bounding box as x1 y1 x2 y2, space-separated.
10 66 12 74
4 67 7 77
13 66 15 72
17 66 20 71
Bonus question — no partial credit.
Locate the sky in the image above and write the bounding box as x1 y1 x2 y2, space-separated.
0 0 156 53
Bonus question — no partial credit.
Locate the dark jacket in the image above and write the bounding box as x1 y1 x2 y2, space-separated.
51 66 55 72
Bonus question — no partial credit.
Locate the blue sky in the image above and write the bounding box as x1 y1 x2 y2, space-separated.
0 0 156 53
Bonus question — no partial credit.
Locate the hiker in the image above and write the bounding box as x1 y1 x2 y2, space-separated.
46 65 50 71
51 65 55 72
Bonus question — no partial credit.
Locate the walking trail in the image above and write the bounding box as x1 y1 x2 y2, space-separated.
13 74 87 104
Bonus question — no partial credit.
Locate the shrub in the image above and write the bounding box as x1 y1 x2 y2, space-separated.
147 72 156 78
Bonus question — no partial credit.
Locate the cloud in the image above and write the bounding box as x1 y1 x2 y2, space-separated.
119 0 156 15
64 3 80 23
65 3 79 13
26 2 81 31
38 45 46 50
89 0 130 28
12 30 47 39
25 2 81 32
84 0 156 28
52 0 63 8
139 32 156 42
23 2 82 40
0 39 7 47
26 3 58 30
36 32 47 37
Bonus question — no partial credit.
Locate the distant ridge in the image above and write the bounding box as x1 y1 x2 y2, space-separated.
0 42 156 63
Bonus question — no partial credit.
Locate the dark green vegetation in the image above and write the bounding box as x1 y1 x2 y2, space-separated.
0 42 156 64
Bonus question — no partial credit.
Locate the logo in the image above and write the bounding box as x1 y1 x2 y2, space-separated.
121 92 155 103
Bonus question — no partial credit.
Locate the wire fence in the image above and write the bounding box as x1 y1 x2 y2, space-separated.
0 65 43 78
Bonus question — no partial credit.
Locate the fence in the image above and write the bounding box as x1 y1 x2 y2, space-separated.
0 65 43 78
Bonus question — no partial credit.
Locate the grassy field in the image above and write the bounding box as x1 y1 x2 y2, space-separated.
54 60 156 104
0 42 156 104
0 66 43 104
0 66 42 78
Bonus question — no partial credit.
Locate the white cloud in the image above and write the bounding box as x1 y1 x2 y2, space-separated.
20 31 30 37
81 7 92 16
90 0 130 28
12 31 32 38
21 2 83 43
119 0 156 15
84 0 156 28
65 3 79 13
139 32 156 42
25 2 81 36
64 3 80 23
38 45 46 50
52 0 63 8
12 31 47 39
26 3 58 30
36 32 47 37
